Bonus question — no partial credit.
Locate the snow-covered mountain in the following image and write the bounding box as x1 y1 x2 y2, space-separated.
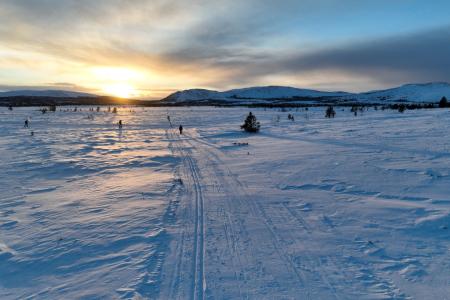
163 86 348 102
221 86 349 99
163 83 450 104
0 89 97 98
165 89 223 102
355 83 450 103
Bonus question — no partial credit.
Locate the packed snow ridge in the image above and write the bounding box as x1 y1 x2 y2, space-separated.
163 82 450 104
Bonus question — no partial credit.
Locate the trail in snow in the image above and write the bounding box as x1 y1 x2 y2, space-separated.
161 129 404 299
157 107 449 299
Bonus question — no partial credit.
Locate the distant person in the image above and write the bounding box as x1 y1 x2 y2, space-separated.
118 120 123 129
179 125 183 134
24 119 29 128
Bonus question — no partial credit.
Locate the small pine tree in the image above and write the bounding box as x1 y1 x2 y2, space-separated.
241 112 260 133
325 106 336 118
439 96 448 108
398 104 406 113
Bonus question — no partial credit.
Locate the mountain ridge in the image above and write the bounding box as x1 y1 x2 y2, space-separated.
2 83 450 105
162 82 450 104
0 89 97 98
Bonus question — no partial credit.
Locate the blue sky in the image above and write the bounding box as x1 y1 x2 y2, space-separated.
0 0 449 98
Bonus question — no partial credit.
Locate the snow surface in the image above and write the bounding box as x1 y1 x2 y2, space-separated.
0 90 96 98
1 106 450 299
163 82 450 104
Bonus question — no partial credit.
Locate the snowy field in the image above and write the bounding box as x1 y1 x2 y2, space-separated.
0 106 449 299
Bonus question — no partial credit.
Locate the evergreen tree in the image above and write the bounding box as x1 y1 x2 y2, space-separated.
241 112 260 133
439 96 448 108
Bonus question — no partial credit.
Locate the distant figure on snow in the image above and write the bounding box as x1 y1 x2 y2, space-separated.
24 119 29 128
118 120 123 129
179 125 183 134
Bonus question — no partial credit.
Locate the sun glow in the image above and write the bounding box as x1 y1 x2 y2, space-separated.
103 83 135 98
91 67 142 98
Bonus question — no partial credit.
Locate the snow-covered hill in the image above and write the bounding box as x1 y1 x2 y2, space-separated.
221 86 349 99
0 89 97 98
163 86 349 102
164 89 223 102
163 83 450 104
355 82 450 103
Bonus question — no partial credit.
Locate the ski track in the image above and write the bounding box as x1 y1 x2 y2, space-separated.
186 133 342 299
160 127 416 299
169 130 321 298
164 129 206 300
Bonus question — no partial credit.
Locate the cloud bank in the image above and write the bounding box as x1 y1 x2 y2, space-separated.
1 0 449 97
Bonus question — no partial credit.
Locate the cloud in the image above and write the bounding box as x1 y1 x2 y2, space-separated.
189 26 450 90
0 82 94 92
275 26 450 84
1 1 450 96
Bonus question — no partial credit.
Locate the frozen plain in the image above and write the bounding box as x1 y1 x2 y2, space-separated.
0 106 449 299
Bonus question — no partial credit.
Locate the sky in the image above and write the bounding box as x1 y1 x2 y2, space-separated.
1 0 450 99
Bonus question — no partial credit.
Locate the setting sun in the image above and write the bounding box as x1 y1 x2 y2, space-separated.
103 83 135 98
